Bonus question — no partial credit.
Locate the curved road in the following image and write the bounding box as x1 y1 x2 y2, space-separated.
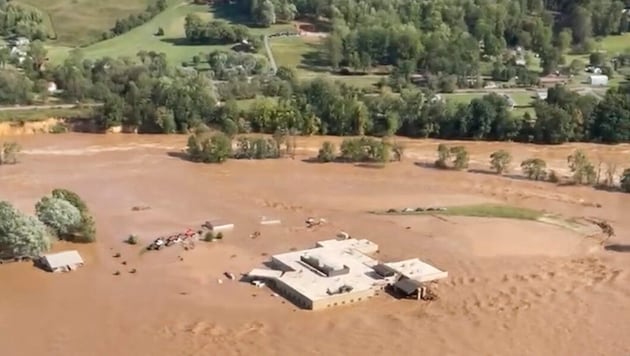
0 103 101 111
263 35 277 75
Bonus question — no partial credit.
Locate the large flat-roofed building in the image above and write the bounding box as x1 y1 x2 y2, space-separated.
246 238 448 310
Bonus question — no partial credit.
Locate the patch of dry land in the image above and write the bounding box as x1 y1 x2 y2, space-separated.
1 134 629 356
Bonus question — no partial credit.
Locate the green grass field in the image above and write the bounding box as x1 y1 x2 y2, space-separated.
46 2 294 65
0 107 92 122
19 0 152 46
376 203 544 220
270 36 385 88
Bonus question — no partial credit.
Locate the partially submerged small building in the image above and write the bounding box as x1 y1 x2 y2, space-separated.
246 238 448 310
203 219 235 233
39 250 84 273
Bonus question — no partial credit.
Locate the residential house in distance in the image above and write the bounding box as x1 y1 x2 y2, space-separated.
588 75 608 87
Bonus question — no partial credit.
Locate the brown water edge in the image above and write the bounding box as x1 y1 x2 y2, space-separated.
0 117 139 136
0 133 629 356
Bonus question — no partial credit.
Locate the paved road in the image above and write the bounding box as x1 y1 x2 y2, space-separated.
263 35 277 75
0 103 101 111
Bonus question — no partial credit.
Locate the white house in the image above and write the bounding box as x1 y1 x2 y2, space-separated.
47 82 58 94
588 75 608 86
39 250 84 273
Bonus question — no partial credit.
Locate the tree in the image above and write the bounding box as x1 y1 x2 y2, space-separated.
0 201 50 258
451 146 469 170
255 0 276 27
521 158 547 180
490 150 512 174
567 149 596 185
51 189 96 242
621 168 630 193
317 141 336 162
27 40 47 72
557 29 572 53
0 142 21 165
35 197 82 238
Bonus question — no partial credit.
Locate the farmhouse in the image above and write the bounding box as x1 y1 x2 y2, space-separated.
246 238 448 310
39 250 84 273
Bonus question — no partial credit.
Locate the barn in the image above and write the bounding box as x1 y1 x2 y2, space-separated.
39 250 84 273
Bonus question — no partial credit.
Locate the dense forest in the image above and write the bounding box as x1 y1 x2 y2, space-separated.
240 0 630 80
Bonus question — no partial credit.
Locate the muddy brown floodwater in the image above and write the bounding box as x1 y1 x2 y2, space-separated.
1 133 629 356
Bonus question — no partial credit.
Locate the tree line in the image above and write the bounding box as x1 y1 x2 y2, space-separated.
101 0 167 41
184 14 261 47
2 46 630 144
428 143 630 193
0 189 95 259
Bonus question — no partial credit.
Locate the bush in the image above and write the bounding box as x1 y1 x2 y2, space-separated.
434 144 468 170
49 123 68 134
203 231 215 242
125 234 139 245
435 144 451 169
0 142 21 165
234 137 280 159
521 158 547 180
391 142 405 162
490 150 512 174
620 168 630 193
35 197 82 239
155 27 164 36
317 141 336 162
339 137 391 163
548 170 560 183
0 201 51 258
186 132 233 163
215 232 224 240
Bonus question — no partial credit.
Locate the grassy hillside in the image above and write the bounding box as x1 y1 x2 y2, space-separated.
47 3 294 65
19 0 152 46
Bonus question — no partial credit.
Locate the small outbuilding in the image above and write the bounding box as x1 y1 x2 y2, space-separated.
39 250 84 273
392 278 422 299
202 219 235 233
588 75 608 86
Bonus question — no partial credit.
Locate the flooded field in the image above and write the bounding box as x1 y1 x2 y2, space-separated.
1 133 629 356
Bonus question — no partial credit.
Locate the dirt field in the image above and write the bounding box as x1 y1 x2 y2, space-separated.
0 134 629 356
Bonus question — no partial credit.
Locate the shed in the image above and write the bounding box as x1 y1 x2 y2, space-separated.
588 75 608 86
536 90 548 100
202 220 235 232
392 278 421 297
40 250 84 273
